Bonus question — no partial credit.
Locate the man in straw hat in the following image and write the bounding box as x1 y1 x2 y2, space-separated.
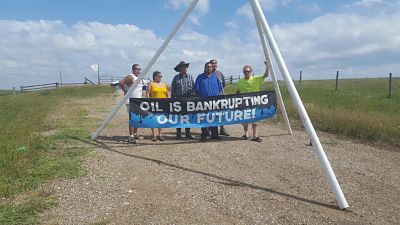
171 61 195 139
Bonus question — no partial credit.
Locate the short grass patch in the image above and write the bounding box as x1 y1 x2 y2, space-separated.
0 85 114 224
225 77 400 146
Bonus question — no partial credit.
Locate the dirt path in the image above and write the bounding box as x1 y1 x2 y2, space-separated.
40 94 400 225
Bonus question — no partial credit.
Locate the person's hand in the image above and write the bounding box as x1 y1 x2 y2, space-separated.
263 61 269 78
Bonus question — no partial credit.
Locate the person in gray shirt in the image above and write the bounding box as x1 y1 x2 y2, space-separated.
210 59 229 136
171 61 195 139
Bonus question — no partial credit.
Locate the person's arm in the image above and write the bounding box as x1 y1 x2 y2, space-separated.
171 76 176 98
189 75 196 96
119 75 133 94
164 83 169 98
221 72 226 88
146 82 152 98
217 77 223 95
236 80 241 94
263 61 269 79
194 76 200 96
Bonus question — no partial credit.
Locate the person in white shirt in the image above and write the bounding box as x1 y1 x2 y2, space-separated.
119 64 144 144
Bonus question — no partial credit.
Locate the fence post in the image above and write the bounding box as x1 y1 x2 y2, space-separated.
20 86 23 93
299 70 302 86
388 73 392 98
13 87 16 96
56 82 59 88
59 70 62 87
335 70 339 91
230 75 233 84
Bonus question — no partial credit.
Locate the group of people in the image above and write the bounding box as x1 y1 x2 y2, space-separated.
119 59 269 144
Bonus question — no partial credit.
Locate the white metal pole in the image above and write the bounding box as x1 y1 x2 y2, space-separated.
250 1 292 135
97 64 100 85
91 0 199 140
250 0 349 209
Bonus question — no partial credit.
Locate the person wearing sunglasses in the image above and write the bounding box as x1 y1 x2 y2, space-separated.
146 71 168 141
119 64 144 144
236 61 269 142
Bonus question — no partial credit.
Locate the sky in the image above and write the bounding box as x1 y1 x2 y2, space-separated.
1 0 400 89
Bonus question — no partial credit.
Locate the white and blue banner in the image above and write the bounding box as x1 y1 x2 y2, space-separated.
129 91 277 128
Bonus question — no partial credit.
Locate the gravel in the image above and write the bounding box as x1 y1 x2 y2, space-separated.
39 95 400 225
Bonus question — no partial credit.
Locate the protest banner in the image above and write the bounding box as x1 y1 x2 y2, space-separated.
129 91 276 128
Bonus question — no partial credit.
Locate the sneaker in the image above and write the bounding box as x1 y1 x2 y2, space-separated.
175 133 182 139
200 136 207 142
241 135 249 140
251 137 262 142
219 128 230 136
158 136 165 141
185 133 194 139
211 135 222 140
128 136 137 144
205 128 211 137
151 137 157 142
134 135 144 140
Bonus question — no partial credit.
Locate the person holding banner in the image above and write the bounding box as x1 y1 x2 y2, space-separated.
194 62 223 142
146 71 168 141
119 64 144 144
236 61 269 142
210 59 230 137
171 61 195 139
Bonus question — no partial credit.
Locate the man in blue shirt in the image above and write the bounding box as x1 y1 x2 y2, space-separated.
194 62 223 142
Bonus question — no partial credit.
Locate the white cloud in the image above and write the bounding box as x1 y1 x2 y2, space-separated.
236 0 278 20
166 0 209 14
165 0 209 25
225 21 238 29
1 8 400 89
270 11 400 78
347 0 386 7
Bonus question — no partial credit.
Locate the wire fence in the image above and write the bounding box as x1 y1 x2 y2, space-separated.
6 71 398 98
297 70 398 98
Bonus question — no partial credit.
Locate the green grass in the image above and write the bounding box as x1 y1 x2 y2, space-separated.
0 194 56 225
0 85 113 224
225 77 400 146
0 90 15 96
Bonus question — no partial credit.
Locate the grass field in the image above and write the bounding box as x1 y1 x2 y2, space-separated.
226 77 400 146
0 78 398 223
0 90 15 96
0 85 113 224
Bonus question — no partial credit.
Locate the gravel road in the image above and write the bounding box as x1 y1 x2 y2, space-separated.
39 95 400 225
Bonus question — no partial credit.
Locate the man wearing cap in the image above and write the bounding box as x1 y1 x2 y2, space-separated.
194 62 223 142
210 59 229 136
171 61 195 139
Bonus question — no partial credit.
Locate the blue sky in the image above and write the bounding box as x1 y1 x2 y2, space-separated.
1 0 400 89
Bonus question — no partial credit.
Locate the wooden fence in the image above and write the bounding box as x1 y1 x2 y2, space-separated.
228 75 241 84
99 76 124 84
19 79 94 93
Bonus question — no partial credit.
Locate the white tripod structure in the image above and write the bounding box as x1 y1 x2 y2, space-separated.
91 0 349 209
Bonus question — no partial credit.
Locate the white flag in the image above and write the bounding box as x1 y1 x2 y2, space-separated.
91 64 98 72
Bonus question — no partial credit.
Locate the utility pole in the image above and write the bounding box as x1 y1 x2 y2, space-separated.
59 70 63 87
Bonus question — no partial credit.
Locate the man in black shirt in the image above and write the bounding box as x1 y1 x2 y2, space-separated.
171 61 195 139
